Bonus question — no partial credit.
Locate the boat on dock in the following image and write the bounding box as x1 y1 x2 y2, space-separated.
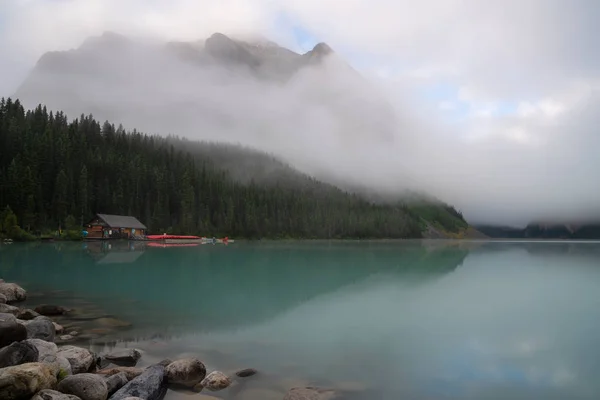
145 234 233 244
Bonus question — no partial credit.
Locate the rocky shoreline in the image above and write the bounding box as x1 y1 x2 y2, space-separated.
0 280 362 400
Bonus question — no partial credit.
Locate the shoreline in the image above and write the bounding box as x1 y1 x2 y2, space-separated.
0 279 368 400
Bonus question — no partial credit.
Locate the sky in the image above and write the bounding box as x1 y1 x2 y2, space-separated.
1 0 600 226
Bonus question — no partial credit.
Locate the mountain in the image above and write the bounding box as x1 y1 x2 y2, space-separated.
0 98 472 239
14 31 397 145
476 223 600 239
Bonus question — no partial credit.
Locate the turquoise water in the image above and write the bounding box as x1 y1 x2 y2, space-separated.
1 240 600 399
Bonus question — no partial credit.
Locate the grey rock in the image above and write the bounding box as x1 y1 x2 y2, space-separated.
35 304 67 316
31 389 82 400
16 308 40 320
97 367 143 381
103 349 141 366
0 303 20 315
24 316 56 341
165 358 206 387
0 293 7 304
109 364 166 400
106 372 129 396
235 368 258 378
0 362 58 400
0 282 27 303
283 387 337 400
199 371 231 392
58 373 108 400
0 312 27 347
0 340 39 368
58 345 95 374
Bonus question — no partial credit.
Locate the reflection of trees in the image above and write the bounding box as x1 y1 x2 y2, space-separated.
0 241 468 331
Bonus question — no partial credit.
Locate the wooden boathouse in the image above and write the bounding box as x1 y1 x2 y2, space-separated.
84 214 147 240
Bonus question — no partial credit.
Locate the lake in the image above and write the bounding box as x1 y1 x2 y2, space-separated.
1 240 599 399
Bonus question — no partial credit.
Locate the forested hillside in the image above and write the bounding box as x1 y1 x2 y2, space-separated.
0 99 467 239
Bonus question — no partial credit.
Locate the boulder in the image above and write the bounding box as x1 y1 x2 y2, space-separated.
0 282 27 303
58 373 108 400
16 308 40 320
105 372 128 396
283 387 337 400
109 364 166 400
35 305 67 316
235 368 258 378
165 358 206 387
97 367 143 381
41 354 73 376
31 389 82 400
0 312 27 347
0 362 57 400
57 345 95 374
24 316 56 342
199 371 231 392
0 293 7 304
103 349 142 366
0 340 39 368
0 303 20 315
25 339 72 375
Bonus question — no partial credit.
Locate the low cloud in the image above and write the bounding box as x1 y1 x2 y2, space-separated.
2 0 600 227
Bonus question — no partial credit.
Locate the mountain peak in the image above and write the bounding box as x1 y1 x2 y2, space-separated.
312 42 333 55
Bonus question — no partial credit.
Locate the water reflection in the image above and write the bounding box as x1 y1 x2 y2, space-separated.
1 241 599 399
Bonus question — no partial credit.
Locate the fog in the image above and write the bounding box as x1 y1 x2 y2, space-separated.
2 0 600 227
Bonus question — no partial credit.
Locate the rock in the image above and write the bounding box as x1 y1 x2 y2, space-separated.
157 358 172 367
105 372 128 396
235 368 258 378
42 354 73 376
60 335 75 341
0 293 7 304
109 364 166 400
58 373 108 400
57 345 95 374
17 308 41 320
35 305 67 316
97 367 143 381
0 312 27 347
23 316 56 341
103 349 141 366
199 371 231 392
26 339 72 376
235 388 283 400
94 318 131 328
31 389 82 400
165 358 206 387
0 282 27 303
0 303 20 315
54 323 65 334
0 362 57 400
0 340 39 368
283 387 337 400
69 331 79 336
26 338 57 358
120 398 143 400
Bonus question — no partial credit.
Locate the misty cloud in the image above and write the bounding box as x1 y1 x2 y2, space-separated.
1 0 600 226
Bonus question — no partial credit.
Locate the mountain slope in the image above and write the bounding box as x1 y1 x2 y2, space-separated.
14 31 397 148
0 99 471 239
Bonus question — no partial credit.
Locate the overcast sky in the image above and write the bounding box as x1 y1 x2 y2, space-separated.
1 0 599 226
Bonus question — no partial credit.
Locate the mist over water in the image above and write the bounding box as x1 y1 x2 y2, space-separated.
2 241 600 399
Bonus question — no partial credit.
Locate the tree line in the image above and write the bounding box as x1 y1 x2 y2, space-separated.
0 98 466 239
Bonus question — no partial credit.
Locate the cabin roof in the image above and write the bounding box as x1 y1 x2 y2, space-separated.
95 214 147 230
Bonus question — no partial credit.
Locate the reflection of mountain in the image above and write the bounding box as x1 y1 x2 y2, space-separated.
0 242 467 332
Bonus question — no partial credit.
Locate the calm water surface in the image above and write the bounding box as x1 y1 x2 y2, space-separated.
1 240 600 399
